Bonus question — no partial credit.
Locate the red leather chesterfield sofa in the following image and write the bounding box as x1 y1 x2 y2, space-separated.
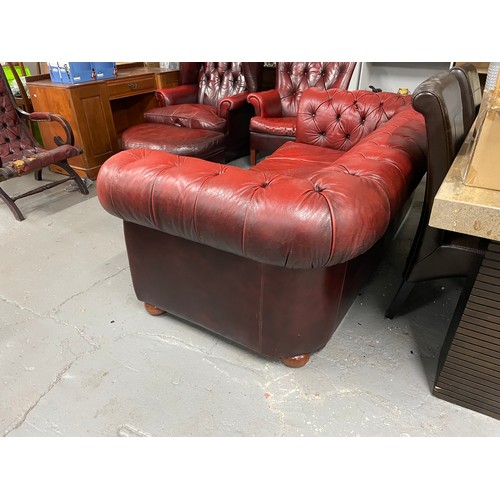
97 88 427 367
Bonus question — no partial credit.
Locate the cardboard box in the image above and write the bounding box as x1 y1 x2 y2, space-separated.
463 70 500 192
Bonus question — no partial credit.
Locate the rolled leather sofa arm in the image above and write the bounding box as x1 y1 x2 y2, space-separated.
155 84 198 106
218 92 249 120
97 148 393 269
247 89 282 118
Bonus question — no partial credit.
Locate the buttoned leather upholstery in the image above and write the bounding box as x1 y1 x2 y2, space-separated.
123 62 263 163
97 87 426 364
0 67 88 221
247 62 357 164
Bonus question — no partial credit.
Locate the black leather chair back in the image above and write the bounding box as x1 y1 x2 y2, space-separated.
450 63 482 135
412 71 464 214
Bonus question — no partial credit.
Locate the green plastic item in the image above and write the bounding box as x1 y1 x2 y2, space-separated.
2 64 43 145
3 64 31 84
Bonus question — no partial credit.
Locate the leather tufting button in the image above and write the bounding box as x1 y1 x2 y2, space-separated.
261 182 270 188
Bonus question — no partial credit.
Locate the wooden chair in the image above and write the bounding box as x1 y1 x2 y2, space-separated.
4 62 33 113
0 65 89 221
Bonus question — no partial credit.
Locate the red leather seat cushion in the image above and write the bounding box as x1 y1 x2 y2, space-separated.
121 123 225 159
252 141 345 178
144 104 226 133
250 116 297 137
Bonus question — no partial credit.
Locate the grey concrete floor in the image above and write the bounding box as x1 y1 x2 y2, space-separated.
1 159 500 438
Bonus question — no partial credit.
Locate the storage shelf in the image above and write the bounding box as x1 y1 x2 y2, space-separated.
356 62 452 94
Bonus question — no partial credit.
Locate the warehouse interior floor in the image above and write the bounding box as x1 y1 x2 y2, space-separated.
1 155 498 495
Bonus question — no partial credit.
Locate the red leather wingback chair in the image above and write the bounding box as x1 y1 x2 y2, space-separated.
139 62 263 162
246 62 357 164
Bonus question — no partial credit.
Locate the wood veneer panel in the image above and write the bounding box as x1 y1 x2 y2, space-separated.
434 241 500 420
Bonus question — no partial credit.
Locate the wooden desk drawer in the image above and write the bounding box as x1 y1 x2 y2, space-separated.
107 75 156 99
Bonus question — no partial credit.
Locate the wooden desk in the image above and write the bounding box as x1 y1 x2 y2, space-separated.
429 106 500 420
27 67 179 179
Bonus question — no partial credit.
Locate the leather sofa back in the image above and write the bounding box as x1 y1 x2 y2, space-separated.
296 87 411 150
197 62 248 107
276 62 356 117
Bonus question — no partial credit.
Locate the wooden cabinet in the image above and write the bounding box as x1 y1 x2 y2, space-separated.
28 67 179 179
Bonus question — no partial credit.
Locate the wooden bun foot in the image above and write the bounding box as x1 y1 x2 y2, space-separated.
144 303 165 316
281 354 311 368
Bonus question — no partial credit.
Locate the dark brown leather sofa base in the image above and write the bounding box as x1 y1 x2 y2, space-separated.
124 217 401 366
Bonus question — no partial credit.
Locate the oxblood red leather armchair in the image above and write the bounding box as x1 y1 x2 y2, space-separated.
246 62 356 164
140 62 263 162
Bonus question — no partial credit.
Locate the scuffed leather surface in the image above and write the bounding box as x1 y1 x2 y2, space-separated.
98 90 426 270
250 116 296 136
121 123 224 158
144 104 226 132
155 85 198 107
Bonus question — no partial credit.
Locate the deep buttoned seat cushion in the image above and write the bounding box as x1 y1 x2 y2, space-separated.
120 123 225 160
252 141 345 178
144 104 227 133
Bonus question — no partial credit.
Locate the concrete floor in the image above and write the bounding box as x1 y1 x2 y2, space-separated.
1 158 500 438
